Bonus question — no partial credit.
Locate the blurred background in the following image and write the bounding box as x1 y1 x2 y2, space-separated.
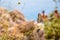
0 0 60 20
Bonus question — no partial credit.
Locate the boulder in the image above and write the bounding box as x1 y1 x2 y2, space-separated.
18 21 34 33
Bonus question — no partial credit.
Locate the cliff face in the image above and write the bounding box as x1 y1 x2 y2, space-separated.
9 10 25 22
0 7 44 40
0 7 8 13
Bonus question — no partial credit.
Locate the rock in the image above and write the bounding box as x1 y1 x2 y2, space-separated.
0 7 45 40
18 21 34 33
30 28 45 40
9 10 25 23
0 7 8 14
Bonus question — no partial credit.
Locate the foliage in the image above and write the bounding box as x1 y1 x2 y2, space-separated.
44 12 60 40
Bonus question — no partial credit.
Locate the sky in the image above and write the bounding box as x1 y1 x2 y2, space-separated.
0 0 60 21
